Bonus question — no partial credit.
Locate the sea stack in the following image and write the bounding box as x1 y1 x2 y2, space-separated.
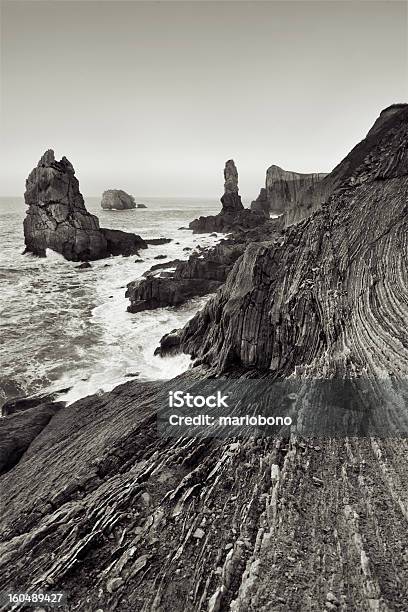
23 150 147 261
220 159 244 213
101 189 136 210
189 159 267 233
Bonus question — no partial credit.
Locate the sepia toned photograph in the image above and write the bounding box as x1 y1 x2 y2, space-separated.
0 1 407 610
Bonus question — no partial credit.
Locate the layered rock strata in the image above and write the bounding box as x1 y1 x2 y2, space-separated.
126 220 280 312
283 104 408 226
251 166 327 218
189 160 267 233
126 241 246 312
101 189 136 210
159 106 408 379
2 106 407 612
23 151 147 260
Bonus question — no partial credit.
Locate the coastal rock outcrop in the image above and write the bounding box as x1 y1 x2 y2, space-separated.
126 241 248 312
251 166 327 220
1 105 408 612
23 151 147 261
101 189 136 210
281 104 408 226
189 159 267 233
126 219 281 312
249 187 269 217
159 105 408 378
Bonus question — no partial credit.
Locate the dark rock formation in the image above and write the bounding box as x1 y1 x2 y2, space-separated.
283 104 408 226
126 221 280 313
159 105 408 378
2 106 407 612
145 238 172 245
219 159 244 213
23 151 147 261
136 203 147 209
0 401 64 474
1 389 69 417
250 187 269 217
101 189 136 210
251 165 327 221
76 262 92 270
102 228 147 257
126 240 248 312
189 160 267 233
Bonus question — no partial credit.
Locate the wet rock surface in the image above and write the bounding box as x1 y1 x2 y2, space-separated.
2 106 408 611
126 221 281 313
23 151 147 261
162 106 408 376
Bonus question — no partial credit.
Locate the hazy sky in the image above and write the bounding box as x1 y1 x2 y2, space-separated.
1 1 407 198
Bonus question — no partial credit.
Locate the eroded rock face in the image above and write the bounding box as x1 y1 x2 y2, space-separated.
1 106 408 612
126 220 281 313
250 187 269 217
126 241 248 312
219 159 244 213
251 166 327 221
189 159 267 233
160 105 408 379
283 104 408 226
23 151 147 260
101 190 136 210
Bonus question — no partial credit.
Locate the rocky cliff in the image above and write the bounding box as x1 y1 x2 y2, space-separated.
283 104 408 226
2 107 407 612
189 160 267 233
251 166 327 220
126 220 281 313
101 190 136 210
162 105 408 377
23 151 147 261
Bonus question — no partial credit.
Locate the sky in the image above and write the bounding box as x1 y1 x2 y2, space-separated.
0 0 407 198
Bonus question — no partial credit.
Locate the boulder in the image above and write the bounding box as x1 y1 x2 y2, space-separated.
101 190 136 210
145 238 172 245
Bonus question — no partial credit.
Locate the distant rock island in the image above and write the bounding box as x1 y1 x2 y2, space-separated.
23 151 147 261
189 159 268 233
101 190 147 210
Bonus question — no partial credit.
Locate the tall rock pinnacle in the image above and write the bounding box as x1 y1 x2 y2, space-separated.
220 159 244 213
23 150 147 261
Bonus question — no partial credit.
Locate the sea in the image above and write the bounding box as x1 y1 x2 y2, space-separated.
0 196 225 408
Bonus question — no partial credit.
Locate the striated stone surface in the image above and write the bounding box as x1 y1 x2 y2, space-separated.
189 160 267 233
250 187 269 217
251 165 327 221
126 220 281 313
161 105 408 377
2 106 407 612
0 401 64 474
126 241 247 312
101 190 136 210
284 104 408 226
23 151 147 261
